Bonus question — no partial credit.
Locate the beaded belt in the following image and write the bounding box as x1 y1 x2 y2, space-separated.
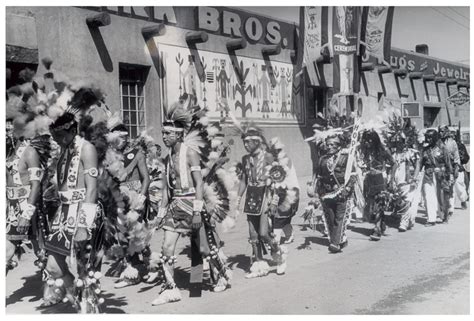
6 185 31 200
58 188 86 204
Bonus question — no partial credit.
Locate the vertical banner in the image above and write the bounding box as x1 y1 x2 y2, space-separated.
333 53 360 94
331 6 362 94
361 6 394 63
300 6 328 86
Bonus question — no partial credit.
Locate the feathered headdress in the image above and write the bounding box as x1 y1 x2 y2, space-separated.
162 101 193 133
228 112 266 144
36 58 105 132
163 102 240 231
305 114 352 149
6 79 52 140
382 114 419 150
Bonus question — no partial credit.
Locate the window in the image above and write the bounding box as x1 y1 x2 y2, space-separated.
402 102 421 117
119 64 149 138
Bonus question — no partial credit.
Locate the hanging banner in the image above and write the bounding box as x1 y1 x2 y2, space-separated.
361 6 394 63
332 6 361 55
301 6 328 86
156 43 304 125
333 52 360 94
331 6 362 94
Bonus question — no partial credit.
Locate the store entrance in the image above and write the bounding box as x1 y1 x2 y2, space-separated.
423 106 441 128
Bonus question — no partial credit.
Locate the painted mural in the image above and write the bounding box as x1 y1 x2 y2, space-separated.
157 43 305 124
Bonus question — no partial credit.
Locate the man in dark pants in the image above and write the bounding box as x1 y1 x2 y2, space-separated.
357 130 394 241
314 136 351 253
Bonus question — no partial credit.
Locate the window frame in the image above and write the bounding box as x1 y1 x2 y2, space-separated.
119 65 147 138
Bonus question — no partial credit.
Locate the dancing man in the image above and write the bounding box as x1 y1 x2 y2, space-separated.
151 101 234 305
382 116 422 232
419 129 453 225
105 116 151 289
6 84 50 275
357 129 394 241
313 133 352 253
235 123 289 277
42 83 104 312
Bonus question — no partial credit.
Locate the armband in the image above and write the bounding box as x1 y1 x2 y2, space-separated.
271 194 280 206
193 199 204 212
20 204 36 220
84 167 99 178
28 167 44 181
77 203 98 229
190 166 201 172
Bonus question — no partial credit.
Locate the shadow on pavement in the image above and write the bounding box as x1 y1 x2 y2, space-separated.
100 292 127 313
296 236 328 250
226 254 249 272
415 216 428 225
348 225 373 237
35 301 76 314
6 272 43 306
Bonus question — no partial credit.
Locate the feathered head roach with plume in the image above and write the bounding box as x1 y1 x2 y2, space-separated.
162 100 192 134
382 114 418 150
34 57 105 133
228 112 267 145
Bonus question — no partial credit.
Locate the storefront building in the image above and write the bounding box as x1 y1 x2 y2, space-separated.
6 6 470 177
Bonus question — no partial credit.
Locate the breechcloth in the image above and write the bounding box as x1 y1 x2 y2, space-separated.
6 185 31 241
162 196 195 233
44 189 86 256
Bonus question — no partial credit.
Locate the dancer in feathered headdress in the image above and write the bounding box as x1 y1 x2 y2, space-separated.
6 72 52 275
230 116 293 276
34 59 106 313
306 121 355 253
356 128 395 241
150 101 236 305
97 111 152 289
418 128 454 226
382 115 422 232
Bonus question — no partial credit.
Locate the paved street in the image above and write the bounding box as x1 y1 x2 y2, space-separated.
5 189 470 314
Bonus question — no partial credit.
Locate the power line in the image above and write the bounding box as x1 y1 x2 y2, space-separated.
431 7 469 30
448 7 470 21
433 7 470 28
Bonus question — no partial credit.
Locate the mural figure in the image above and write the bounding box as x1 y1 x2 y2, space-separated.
258 65 272 119
216 59 231 118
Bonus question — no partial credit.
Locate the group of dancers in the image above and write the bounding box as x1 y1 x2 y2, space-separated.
6 61 300 312
304 111 469 253
6 61 469 313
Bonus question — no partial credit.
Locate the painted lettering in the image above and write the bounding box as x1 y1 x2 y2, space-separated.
455 70 460 78
433 62 440 75
399 56 407 70
407 59 415 71
121 6 148 18
440 67 446 77
390 55 398 67
199 7 219 32
223 11 242 37
245 17 263 41
266 21 281 44
153 7 177 24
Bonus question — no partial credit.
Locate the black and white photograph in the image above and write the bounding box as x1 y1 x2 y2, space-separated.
3 1 471 315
